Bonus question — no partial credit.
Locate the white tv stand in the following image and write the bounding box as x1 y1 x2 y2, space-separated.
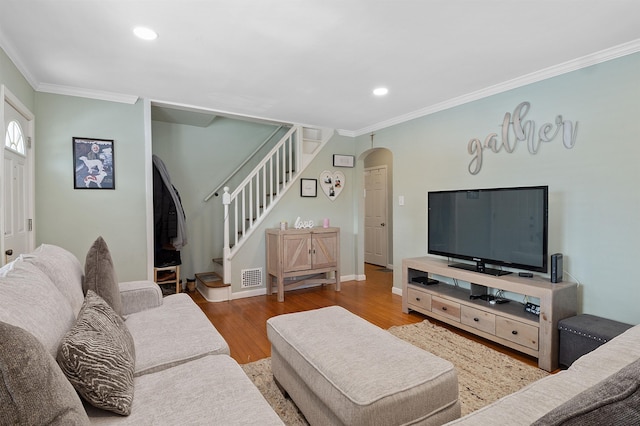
402 257 577 372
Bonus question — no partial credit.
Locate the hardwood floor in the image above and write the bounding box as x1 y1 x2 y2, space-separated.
189 263 538 367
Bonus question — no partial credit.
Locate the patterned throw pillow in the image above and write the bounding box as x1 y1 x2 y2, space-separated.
84 236 123 316
57 290 136 416
0 321 90 425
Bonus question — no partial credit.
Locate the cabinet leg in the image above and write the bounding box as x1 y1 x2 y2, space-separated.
277 277 285 302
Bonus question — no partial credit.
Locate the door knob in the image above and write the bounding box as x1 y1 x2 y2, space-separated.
380 223 385 227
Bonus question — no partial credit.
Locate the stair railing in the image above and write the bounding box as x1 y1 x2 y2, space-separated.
221 125 301 282
203 125 286 202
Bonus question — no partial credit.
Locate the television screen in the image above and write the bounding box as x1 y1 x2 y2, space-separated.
428 186 548 275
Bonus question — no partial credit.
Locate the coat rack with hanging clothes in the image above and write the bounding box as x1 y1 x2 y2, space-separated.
152 155 187 268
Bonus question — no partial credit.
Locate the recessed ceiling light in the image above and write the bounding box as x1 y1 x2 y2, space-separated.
133 26 158 41
373 87 389 96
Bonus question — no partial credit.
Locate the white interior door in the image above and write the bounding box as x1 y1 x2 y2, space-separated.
2 88 35 264
364 166 388 266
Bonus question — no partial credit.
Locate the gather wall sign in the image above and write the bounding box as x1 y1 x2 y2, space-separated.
467 101 579 175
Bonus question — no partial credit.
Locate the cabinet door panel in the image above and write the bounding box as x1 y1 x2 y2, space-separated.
312 233 338 268
283 234 312 272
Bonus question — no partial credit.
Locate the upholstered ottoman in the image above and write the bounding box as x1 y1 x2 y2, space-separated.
266 306 460 426
558 314 633 368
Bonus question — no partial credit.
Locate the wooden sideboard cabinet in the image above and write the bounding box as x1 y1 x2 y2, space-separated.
266 227 340 301
402 257 577 372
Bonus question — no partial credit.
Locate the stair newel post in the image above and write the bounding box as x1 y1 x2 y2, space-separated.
222 186 232 284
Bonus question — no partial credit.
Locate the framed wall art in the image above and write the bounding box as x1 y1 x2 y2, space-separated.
73 137 115 189
333 154 355 168
300 178 317 197
320 170 345 201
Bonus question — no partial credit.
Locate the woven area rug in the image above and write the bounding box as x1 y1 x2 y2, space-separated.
241 319 549 425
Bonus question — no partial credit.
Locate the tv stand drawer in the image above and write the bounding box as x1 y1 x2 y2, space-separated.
432 296 461 322
407 287 432 311
461 306 496 335
496 317 539 350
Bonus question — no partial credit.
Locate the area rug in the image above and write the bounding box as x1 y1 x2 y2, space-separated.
241 319 549 425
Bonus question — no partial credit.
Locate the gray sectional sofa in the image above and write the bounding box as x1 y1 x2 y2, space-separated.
0 241 283 425
448 321 640 425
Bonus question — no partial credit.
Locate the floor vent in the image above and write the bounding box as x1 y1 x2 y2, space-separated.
241 267 263 288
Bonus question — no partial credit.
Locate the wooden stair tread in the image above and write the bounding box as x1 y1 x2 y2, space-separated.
195 272 228 288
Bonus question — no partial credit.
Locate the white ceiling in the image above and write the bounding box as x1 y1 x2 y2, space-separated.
1 1 639 135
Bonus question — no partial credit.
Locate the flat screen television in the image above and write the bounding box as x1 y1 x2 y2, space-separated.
428 186 548 276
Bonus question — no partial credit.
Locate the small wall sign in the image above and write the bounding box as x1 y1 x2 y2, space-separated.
333 154 355 168
300 178 317 197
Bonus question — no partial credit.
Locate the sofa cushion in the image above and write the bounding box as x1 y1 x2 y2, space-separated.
0 321 91 425
21 243 85 316
0 258 76 357
84 355 284 425
532 358 640 426
57 291 136 416
84 236 123 316
125 293 230 376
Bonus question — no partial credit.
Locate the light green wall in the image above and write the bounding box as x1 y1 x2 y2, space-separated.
354 53 640 325
34 93 147 280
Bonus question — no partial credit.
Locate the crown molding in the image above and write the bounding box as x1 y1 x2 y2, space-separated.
37 83 139 104
345 39 640 137
0 33 39 90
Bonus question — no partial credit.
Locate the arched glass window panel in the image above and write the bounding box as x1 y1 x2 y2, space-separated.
5 120 25 154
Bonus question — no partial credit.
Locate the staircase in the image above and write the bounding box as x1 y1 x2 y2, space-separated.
211 125 332 288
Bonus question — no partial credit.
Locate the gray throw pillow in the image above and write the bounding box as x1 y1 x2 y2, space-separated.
0 321 90 425
84 236 123 316
57 290 136 416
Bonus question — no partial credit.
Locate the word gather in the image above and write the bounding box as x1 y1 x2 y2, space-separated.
467 101 578 175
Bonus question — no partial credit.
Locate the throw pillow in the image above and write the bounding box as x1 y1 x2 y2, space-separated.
532 358 640 425
57 290 136 416
84 236 123 316
0 321 90 425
